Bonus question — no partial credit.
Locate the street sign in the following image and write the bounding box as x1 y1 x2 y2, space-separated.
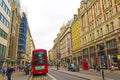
57 53 61 58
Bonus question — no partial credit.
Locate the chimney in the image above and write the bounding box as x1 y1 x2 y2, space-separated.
74 14 78 20
78 8 80 15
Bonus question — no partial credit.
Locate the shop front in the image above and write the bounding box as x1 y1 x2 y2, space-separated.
90 53 97 68
107 48 119 68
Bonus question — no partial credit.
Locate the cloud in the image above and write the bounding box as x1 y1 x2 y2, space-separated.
21 0 81 50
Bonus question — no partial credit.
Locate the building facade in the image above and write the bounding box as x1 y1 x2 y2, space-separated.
26 27 35 64
79 0 120 69
71 12 81 66
0 0 12 67
52 38 58 64
18 12 28 66
7 0 21 65
59 24 71 67
51 0 120 69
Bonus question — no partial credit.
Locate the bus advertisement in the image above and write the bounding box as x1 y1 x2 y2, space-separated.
31 49 48 75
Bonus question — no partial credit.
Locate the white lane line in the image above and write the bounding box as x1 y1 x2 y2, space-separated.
47 73 57 80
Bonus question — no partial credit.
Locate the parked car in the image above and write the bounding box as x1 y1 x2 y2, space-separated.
68 64 79 72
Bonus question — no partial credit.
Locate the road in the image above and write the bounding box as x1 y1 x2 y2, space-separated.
48 69 88 80
31 69 88 80
32 74 53 80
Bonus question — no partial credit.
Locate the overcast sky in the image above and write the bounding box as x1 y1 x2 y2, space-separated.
20 0 81 51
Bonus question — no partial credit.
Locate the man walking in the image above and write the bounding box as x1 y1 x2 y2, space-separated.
6 65 14 80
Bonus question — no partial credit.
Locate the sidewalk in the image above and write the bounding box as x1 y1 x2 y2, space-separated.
50 66 119 80
0 71 30 80
89 68 120 76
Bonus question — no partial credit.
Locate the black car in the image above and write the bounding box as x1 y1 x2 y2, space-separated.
68 64 79 72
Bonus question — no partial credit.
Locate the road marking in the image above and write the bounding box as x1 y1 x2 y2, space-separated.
47 73 57 80
28 74 33 80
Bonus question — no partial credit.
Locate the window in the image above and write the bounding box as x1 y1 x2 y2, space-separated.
3 18 6 25
0 44 2 56
100 28 103 36
0 28 1 36
118 4 120 12
92 33 95 39
0 13 1 20
8 0 12 5
109 10 112 18
0 44 6 56
106 24 109 33
106 39 116 49
2 46 6 56
108 0 111 6
118 17 120 27
2 2 5 10
90 46 95 53
6 20 9 27
83 48 88 55
0 1 11 16
0 0 2 6
106 12 109 19
0 12 9 28
97 30 100 37
110 22 114 31
90 34 92 41
99 18 102 25
1 15 3 22
0 28 8 40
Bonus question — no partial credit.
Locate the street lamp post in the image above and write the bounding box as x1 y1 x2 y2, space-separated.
99 44 105 80
57 53 61 70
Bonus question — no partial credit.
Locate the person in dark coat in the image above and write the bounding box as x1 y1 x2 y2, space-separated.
6 65 14 80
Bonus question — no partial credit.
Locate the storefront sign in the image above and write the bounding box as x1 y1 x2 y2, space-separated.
117 55 120 60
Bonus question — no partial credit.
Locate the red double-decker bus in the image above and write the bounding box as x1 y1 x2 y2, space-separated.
31 49 48 75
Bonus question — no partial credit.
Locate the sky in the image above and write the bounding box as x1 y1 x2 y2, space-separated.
20 0 81 51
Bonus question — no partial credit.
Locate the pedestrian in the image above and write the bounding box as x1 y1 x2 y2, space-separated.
93 63 96 70
110 63 114 72
24 64 30 75
1 66 6 77
6 65 14 80
96 65 100 72
17 65 20 72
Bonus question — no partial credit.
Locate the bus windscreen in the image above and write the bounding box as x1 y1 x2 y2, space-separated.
33 52 47 64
